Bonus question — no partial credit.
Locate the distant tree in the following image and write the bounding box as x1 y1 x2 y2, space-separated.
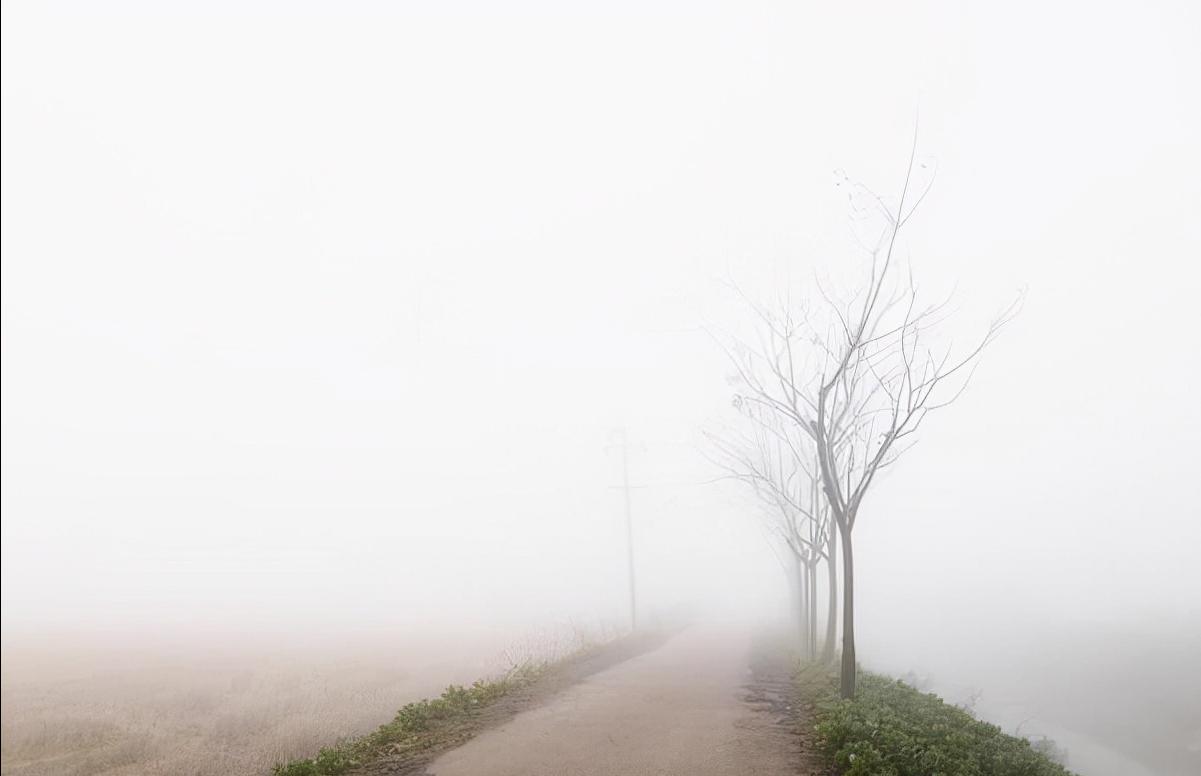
719 139 1019 697
705 408 832 660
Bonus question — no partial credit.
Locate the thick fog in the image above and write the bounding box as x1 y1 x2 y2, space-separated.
3 2 1200 775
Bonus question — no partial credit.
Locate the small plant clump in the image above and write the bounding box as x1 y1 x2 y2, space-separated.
805 668 1076 776
272 664 543 776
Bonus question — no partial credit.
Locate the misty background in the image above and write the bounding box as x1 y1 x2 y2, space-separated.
3 2 1200 775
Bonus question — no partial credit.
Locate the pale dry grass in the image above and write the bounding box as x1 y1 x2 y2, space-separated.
1 622 608 776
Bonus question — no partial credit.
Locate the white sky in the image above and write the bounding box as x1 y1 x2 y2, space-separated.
3 0 1200 650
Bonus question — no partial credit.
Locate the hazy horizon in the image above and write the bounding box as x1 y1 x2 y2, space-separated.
4 2 1200 775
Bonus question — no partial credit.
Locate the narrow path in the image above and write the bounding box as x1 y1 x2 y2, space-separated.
425 625 802 776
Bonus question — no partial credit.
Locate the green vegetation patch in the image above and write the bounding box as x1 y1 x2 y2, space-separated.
273 663 543 776
800 667 1074 776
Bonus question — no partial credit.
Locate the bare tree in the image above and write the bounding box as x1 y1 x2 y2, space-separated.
719 138 1020 697
705 408 832 660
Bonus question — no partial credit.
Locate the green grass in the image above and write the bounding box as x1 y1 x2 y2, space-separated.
798 665 1075 776
271 663 544 776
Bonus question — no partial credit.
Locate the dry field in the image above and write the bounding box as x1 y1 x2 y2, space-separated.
0 624 597 776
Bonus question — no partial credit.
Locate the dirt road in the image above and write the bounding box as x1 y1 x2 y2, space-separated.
425 625 803 776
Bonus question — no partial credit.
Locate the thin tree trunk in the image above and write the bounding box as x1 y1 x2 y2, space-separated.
796 556 809 658
839 521 856 698
808 560 818 659
786 557 801 648
823 526 838 663
789 554 801 651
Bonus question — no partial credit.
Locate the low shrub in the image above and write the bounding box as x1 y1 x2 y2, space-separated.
272 666 542 776
806 669 1075 776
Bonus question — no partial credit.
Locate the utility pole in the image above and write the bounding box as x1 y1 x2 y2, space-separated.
609 428 638 632
620 433 637 632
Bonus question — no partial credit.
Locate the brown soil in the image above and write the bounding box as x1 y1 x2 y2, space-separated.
743 633 825 775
